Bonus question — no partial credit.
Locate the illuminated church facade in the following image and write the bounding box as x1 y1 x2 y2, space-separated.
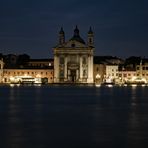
53 26 94 83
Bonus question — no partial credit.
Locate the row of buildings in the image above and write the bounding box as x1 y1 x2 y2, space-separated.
0 26 148 84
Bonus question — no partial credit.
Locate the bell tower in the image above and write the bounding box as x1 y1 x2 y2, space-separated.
87 27 94 46
59 27 65 45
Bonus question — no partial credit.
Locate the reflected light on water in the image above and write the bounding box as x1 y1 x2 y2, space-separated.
10 84 14 87
0 85 148 148
131 84 137 88
107 84 113 88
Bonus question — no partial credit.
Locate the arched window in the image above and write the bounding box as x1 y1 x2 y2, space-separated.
71 43 75 47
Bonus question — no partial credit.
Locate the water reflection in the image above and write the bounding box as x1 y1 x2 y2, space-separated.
0 85 148 147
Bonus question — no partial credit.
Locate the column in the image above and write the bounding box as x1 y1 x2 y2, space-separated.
79 56 83 81
64 56 67 81
54 55 59 83
87 54 93 83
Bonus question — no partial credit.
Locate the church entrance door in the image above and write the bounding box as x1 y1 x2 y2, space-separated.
70 70 76 82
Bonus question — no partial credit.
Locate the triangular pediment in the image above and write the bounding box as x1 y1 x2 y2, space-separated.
62 40 87 48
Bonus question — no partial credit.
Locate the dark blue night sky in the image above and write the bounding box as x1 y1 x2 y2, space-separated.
0 0 148 58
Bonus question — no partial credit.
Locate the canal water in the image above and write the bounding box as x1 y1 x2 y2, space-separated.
0 85 148 148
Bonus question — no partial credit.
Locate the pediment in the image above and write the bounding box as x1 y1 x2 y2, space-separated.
63 40 87 48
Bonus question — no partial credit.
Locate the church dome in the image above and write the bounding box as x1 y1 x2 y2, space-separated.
69 26 85 44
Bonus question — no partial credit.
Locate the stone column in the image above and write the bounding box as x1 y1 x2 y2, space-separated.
87 54 93 83
54 55 59 83
64 56 67 81
79 56 83 81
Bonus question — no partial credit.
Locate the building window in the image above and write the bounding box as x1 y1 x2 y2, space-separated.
137 67 139 70
83 69 87 77
59 57 64 65
143 67 145 70
71 43 75 47
60 70 64 78
89 38 92 43
96 67 99 72
124 74 127 77
82 57 87 64
70 55 76 63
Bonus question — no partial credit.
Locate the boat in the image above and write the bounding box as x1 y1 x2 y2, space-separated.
10 76 48 85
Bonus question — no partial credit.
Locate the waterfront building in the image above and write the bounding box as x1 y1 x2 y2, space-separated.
105 65 119 83
136 60 148 82
3 68 53 84
2 58 54 84
28 59 54 68
93 63 106 84
0 59 4 83
118 70 136 84
53 26 94 83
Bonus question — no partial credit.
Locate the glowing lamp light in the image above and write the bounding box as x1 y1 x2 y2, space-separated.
96 74 100 79
10 76 15 81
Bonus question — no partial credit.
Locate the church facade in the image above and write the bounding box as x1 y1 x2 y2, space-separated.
53 26 94 83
